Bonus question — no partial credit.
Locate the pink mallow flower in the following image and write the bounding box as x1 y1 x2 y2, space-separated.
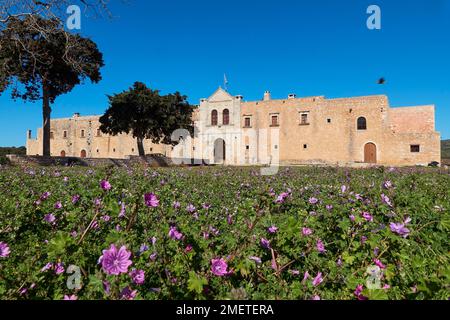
55 263 65 275
0 242 10 258
268 225 278 234
381 194 392 207
390 217 411 238
100 180 112 191
373 259 386 269
362 212 373 222
211 258 229 277
260 238 271 249
144 193 159 207
354 284 368 300
100 244 132 275
44 213 56 224
120 287 137 300
312 272 323 287
63 295 78 300
316 239 326 253
275 192 289 204
168 226 183 240
129 269 145 285
302 227 313 236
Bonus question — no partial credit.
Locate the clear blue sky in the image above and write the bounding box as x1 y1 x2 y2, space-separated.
0 0 449 146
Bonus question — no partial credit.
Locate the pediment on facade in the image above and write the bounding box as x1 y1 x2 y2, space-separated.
207 87 233 102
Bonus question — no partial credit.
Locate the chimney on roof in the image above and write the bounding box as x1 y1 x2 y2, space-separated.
263 91 271 101
288 93 297 99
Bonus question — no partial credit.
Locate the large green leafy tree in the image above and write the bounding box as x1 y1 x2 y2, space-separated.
0 15 104 156
99 82 196 156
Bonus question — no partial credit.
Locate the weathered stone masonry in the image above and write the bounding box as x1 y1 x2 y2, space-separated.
27 88 441 166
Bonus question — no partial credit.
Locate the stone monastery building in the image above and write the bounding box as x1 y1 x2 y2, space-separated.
27 88 441 166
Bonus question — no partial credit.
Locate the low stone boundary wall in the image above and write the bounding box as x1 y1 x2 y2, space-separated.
6 154 174 167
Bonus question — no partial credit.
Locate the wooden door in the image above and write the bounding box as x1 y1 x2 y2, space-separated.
364 143 377 163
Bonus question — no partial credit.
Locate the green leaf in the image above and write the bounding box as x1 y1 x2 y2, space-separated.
364 289 388 300
342 251 355 265
187 271 207 295
47 231 74 258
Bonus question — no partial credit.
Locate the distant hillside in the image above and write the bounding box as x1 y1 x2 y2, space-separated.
0 146 26 157
442 140 450 159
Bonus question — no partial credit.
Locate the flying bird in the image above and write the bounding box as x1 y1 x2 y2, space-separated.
377 77 386 85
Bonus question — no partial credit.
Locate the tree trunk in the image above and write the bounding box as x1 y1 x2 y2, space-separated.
137 136 145 157
42 81 51 157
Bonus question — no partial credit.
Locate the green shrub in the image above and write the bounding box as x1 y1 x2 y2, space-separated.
0 166 448 300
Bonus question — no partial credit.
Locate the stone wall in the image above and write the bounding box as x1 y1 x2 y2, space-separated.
6 154 173 167
27 89 441 167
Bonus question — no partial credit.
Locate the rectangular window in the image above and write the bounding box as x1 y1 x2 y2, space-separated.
63 131 67 139
80 130 85 138
244 117 251 127
50 132 54 139
303 144 308 149
300 113 309 125
410 145 420 153
327 118 331 123
271 115 279 126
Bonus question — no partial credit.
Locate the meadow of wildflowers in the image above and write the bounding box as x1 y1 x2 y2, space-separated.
0 165 448 300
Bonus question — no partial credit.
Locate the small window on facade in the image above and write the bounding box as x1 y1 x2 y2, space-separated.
63 131 67 138
357 117 367 130
113 148 116 152
327 118 331 123
300 113 309 125
303 144 308 149
97 129 101 137
211 110 218 126
410 145 420 153
132 148 134 152
223 109 230 125
271 115 279 126
81 130 85 138
274 145 278 149
246 145 250 150
244 117 251 127
50 131 54 139
150 148 153 152
96 149 99 153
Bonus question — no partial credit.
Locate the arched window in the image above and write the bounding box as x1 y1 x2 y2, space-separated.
357 117 367 130
211 110 218 126
223 109 230 125
80 150 87 158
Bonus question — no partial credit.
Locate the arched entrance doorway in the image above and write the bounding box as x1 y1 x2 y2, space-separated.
214 139 225 164
60 150 66 157
80 150 87 158
364 143 377 163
